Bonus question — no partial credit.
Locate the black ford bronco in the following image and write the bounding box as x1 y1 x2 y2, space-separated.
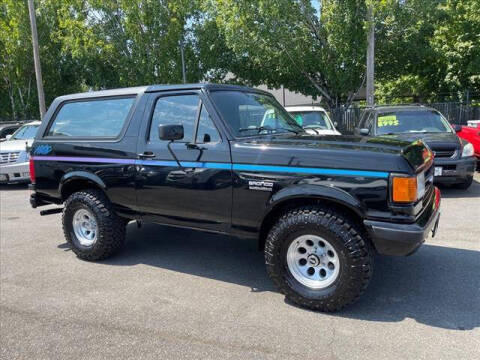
29 84 441 311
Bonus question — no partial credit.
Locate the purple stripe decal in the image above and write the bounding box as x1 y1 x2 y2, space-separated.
32 156 136 165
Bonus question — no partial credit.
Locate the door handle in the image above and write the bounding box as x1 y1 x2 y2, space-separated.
138 151 156 158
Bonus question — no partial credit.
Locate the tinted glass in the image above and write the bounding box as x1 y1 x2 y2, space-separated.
376 110 452 135
1 126 19 138
11 124 39 140
196 105 220 143
150 95 200 142
210 91 304 137
289 111 333 130
48 97 134 137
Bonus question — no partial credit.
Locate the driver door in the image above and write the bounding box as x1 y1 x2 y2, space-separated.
135 91 233 233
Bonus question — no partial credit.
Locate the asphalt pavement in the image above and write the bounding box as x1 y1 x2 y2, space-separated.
1 175 479 359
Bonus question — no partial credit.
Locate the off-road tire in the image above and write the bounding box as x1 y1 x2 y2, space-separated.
454 176 473 190
265 206 374 312
63 189 126 261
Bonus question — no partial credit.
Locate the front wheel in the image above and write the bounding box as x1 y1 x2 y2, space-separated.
454 176 473 190
63 189 126 261
265 206 374 312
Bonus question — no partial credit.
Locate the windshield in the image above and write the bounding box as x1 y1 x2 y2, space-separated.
10 124 39 140
210 91 304 137
376 110 452 135
289 111 333 130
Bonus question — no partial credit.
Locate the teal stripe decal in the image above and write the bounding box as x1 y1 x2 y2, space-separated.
232 164 389 178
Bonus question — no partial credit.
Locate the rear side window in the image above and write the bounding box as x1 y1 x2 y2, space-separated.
47 97 135 138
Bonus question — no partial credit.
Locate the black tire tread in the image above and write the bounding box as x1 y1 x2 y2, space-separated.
265 205 374 312
62 189 126 261
454 176 473 190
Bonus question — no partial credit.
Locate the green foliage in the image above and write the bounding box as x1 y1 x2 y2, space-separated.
375 0 480 102
1 0 85 120
0 0 213 120
207 0 368 108
431 0 480 97
1 0 479 121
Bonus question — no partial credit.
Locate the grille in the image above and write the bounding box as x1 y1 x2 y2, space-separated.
422 164 434 208
0 152 20 164
431 147 457 158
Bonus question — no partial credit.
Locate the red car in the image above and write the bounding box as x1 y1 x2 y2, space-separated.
454 123 480 171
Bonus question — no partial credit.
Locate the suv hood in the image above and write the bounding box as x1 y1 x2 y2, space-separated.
0 139 33 152
382 132 460 149
231 134 429 173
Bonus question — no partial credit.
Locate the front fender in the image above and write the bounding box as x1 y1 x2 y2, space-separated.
265 184 366 219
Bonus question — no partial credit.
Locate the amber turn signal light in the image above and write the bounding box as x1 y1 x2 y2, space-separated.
392 176 417 203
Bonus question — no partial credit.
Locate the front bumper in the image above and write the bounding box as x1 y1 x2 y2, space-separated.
0 161 30 183
433 156 476 184
364 187 441 256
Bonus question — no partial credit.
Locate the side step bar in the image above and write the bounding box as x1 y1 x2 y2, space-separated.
40 208 63 216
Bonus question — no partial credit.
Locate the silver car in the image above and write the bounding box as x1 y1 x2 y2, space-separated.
0 121 41 184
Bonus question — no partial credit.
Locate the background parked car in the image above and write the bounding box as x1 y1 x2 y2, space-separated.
455 123 480 171
285 105 341 135
0 121 27 142
0 121 41 184
355 105 476 189
467 120 480 128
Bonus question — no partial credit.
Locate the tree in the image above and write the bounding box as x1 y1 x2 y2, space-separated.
0 0 86 121
207 0 368 109
0 0 221 120
375 0 480 103
431 0 480 99
1 0 37 120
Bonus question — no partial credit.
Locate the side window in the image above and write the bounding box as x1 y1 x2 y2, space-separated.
47 97 134 137
150 95 199 143
196 105 220 143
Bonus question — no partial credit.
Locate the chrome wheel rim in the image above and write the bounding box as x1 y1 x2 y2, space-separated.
286 235 340 289
72 209 98 247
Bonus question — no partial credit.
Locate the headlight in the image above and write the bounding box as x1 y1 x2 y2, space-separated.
462 142 474 157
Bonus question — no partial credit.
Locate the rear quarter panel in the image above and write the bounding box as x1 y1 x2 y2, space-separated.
31 92 148 215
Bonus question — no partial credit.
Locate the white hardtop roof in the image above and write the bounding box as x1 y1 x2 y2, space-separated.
23 121 42 126
285 105 328 112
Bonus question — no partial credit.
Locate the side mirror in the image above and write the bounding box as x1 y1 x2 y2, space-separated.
452 124 462 133
203 133 211 143
5 135 12 140
158 124 184 141
333 121 338 127
359 128 370 136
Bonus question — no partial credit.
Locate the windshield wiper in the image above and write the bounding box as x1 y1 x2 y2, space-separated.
239 126 275 133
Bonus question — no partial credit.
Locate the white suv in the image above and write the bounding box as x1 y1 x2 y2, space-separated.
285 105 341 135
0 121 41 184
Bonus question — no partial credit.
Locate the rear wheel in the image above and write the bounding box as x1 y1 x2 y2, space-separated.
63 189 126 260
265 206 374 312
